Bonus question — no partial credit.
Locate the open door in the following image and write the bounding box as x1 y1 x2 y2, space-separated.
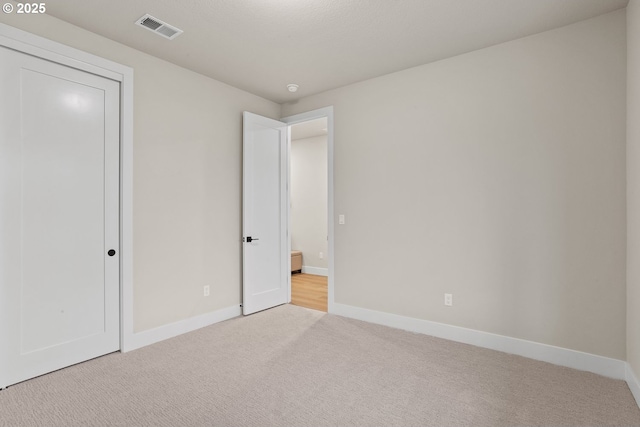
242 112 289 315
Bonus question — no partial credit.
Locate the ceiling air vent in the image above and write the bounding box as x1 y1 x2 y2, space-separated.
135 14 183 40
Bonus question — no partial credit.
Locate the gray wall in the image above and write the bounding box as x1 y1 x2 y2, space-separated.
283 10 627 359
628 0 640 375
291 135 328 270
0 12 281 333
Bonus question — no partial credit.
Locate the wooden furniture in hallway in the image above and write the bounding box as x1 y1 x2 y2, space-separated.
291 273 327 312
291 251 302 273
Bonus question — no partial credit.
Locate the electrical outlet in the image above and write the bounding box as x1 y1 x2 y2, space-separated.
339 214 345 225
204 285 210 297
444 293 453 306
319 252 324 259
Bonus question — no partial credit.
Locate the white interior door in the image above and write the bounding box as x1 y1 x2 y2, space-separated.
0 45 120 388
242 112 289 315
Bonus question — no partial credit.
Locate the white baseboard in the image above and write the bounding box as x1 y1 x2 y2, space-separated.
122 305 241 352
626 363 640 408
331 303 626 380
301 266 328 276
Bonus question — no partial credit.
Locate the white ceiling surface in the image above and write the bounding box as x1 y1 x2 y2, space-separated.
291 118 327 140
43 0 628 104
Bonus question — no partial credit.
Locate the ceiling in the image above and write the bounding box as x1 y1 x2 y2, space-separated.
291 118 327 140
42 0 628 104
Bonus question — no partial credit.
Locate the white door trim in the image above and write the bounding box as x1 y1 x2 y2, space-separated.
281 107 335 313
0 23 135 352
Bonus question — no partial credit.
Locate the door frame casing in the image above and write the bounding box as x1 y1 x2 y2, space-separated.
281 107 335 313
0 23 136 354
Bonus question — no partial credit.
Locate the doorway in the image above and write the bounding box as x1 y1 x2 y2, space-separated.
282 107 335 314
241 107 334 316
288 118 329 312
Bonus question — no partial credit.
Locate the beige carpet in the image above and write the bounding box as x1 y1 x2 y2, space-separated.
0 304 639 427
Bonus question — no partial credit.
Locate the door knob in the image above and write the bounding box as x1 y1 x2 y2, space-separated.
246 236 259 243
108 249 116 256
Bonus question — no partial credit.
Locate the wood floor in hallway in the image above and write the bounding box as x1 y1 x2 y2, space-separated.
291 273 327 312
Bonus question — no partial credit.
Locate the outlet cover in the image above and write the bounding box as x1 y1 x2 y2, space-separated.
444 293 453 306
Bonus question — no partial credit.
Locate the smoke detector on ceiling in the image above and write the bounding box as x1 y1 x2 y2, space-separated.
287 84 299 93
135 14 183 40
